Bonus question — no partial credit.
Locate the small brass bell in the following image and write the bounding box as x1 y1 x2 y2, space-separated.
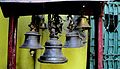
64 30 83 48
38 37 67 64
39 15 47 29
20 31 43 49
76 16 91 30
39 23 47 29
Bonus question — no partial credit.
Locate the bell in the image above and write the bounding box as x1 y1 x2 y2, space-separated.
76 16 91 30
38 37 67 64
20 31 43 49
64 30 83 48
39 23 47 29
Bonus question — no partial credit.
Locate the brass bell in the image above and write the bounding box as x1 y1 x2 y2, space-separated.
20 31 43 49
38 37 67 64
39 23 47 29
64 30 83 48
76 16 91 30
39 15 47 29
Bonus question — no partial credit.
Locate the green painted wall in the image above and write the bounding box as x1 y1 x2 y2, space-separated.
0 7 88 69
0 7 8 69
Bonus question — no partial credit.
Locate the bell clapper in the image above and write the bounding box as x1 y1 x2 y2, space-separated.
29 49 36 57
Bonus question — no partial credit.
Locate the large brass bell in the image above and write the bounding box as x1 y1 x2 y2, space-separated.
76 16 91 30
38 37 67 64
64 30 83 48
20 31 43 49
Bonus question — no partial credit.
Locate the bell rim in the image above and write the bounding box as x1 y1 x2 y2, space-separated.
63 44 85 48
38 58 68 64
19 45 44 49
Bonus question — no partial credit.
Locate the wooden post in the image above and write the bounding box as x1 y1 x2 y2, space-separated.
94 2 104 69
98 3 104 69
8 16 18 69
98 16 103 69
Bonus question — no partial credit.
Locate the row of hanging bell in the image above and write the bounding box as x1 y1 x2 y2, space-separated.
20 16 90 64
20 16 90 49
20 31 67 64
